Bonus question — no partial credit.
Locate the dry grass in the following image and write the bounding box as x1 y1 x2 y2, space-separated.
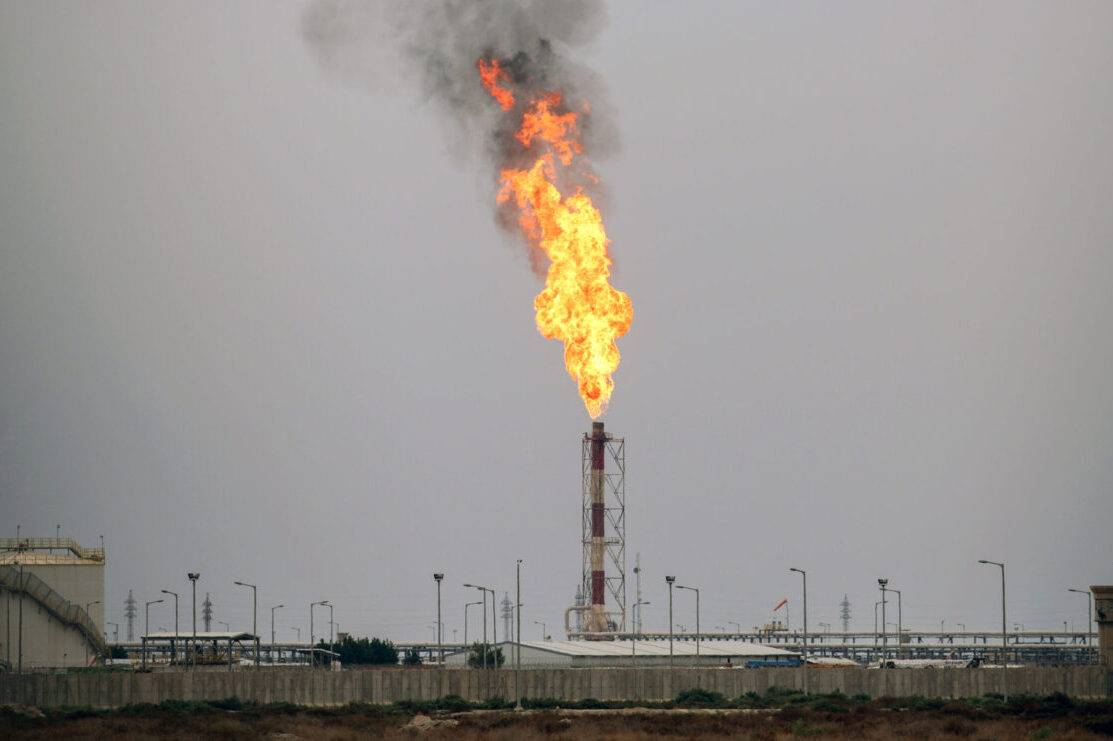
2 707 1111 740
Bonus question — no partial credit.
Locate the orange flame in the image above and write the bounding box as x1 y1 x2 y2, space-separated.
480 65 633 418
515 93 582 166
476 58 514 111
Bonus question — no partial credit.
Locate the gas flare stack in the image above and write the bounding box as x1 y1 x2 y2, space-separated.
571 421 626 638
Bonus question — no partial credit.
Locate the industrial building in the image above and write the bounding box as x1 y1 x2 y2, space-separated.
0 538 106 669
444 640 800 668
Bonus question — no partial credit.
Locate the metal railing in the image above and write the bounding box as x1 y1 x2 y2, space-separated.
0 538 105 561
0 565 106 658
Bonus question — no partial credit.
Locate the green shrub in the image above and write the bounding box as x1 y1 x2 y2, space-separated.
675 687 728 708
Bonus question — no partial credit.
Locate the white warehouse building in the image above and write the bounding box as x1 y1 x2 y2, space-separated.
444 640 800 668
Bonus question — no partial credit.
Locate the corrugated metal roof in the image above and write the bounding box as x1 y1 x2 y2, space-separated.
143 631 257 640
513 640 797 658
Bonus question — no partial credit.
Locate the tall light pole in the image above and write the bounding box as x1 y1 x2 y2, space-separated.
464 601 482 648
144 599 163 668
977 560 1006 662
218 621 230 631
271 604 284 658
433 573 444 665
463 584 495 668
1068 588 1093 650
310 600 329 668
533 620 547 639
463 586 487 669
730 621 742 634
326 603 334 657
874 601 882 645
291 626 300 643
789 568 807 653
233 581 258 667
877 578 889 659
632 599 650 657
891 589 902 658
515 560 523 670
160 590 179 663
187 573 200 669
84 600 102 665
665 576 676 665
676 584 700 658
107 621 119 644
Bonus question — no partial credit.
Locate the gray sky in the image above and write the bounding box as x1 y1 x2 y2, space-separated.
2 1 1111 641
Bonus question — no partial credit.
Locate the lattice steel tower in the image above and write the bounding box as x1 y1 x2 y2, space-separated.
581 421 626 634
202 592 214 632
124 590 137 641
840 594 851 633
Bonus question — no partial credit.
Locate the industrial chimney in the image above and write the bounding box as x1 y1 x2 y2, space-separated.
566 421 627 639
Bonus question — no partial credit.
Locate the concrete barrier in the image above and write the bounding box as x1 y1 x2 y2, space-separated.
0 666 1108 708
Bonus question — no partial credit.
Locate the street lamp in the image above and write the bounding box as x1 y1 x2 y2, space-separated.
890 589 902 658
665 576 676 665
219 621 230 631
789 568 807 651
874 601 882 645
233 581 258 667
106 621 119 644
433 573 444 665
877 578 889 658
326 603 334 656
310 600 329 668
271 604 284 658
1068 589 1093 649
144 599 164 668
533 620 547 640
291 626 300 643
515 560 523 671
818 622 830 635
463 584 495 669
676 584 700 658
632 599 650 656
160 590 179 662
464 601 482 647
977 560 1007 660
730 621 742 634
187 573 200 669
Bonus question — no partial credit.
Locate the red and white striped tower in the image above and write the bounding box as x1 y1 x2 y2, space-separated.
587 421 608 633
577 421 626 637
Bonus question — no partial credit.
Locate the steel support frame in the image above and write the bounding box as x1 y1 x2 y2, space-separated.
581 431 626 633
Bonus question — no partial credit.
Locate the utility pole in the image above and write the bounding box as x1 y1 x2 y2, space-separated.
187 573 200 669
433 573 444 665
516 560 523 670
878 578 889 660
665 576 676 666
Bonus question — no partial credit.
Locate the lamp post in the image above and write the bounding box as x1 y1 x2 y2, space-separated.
310 600 329 668
874 601 882 646
144 599 163 668
533 620 547 640
107 622 119 644
676 585 700 658
632 600 650 657
433 573 444 665
515 560 523 670
730 621 741 634
326 603 334 657
665 576 676 665
891 589 902 658
877 578 889 659
218 621 230 631
160 590 179 662
271 604 284 661
463 584 494 669
789 568 807 653
1068 588 1093 650
233 581 258 667
187 573 200 669
291 626 300 643
465 601 482 647
977 560 1006 662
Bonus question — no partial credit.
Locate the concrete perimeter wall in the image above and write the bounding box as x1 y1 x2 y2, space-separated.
0 666 1108 708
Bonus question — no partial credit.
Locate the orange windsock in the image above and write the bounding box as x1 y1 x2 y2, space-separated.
773 598 789 612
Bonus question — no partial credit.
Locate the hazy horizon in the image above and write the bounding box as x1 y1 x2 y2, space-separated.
2 1 1111 642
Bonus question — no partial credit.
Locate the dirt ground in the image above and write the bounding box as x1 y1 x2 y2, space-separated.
3 706 1112 740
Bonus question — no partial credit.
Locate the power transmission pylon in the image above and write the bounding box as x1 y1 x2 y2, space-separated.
124 590 137 641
